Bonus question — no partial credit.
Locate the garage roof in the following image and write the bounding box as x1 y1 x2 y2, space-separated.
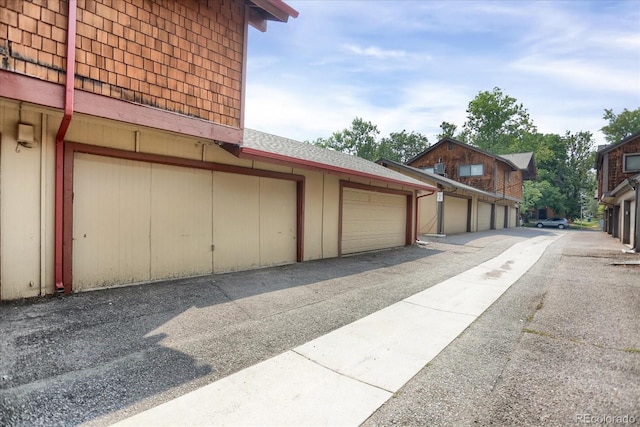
234 129 438 192
377 158 521 203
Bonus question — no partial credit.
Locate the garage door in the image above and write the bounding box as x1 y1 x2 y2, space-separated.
510 207 517 228
212 172 297 273
73 154 296 290
443 195 468 234
477 202 492 231
341 187 407 254
495 205 506 230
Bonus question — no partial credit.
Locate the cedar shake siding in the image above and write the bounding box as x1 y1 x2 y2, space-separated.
597 134 640 198
1 0 245 127
407 140 523 199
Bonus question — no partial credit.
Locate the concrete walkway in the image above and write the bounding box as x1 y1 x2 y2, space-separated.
114 234 561 426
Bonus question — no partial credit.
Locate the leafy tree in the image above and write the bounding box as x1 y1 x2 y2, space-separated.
601 108 640 144
522 180 543 216
461 87 536 154
560 131 596 218
313 117 380 161
436 121 458 141
312 118 428 163
377 130 429 163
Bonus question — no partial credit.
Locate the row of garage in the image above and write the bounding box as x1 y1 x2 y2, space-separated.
378 159 521 236
0 102 431 299
71 151 411 291
419 195 517 235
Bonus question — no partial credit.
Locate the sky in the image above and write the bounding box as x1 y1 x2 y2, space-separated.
244 0 640 147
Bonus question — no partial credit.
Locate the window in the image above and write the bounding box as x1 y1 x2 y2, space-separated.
624 154 640 172
459 163 484 177
422 167 435 173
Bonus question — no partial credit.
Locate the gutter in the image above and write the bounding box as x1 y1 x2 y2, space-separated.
54 0 77 293
238 147 438 193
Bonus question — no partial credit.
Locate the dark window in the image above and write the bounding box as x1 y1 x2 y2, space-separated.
623 154 640 172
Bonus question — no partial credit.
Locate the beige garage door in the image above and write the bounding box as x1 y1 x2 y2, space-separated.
477 202 492 231
342 188 406 254
443 195 468 234
73 154 213 290
73 154 297 290
212 172 297 273
495 205 506 230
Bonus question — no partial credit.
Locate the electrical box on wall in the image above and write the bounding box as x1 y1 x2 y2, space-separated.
17 123 35 146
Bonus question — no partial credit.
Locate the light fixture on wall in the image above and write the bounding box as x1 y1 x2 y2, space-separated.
16 123 37 149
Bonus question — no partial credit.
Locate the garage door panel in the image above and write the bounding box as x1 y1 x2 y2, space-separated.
477 202 492 231
495 205 506 230
259 178 297 266
443 196 468 235
212 172 261 272
150 164 213 280
342 188 406 254
73 154 152 290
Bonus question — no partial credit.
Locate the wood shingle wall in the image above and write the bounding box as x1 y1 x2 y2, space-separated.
0 0 245 127
597 135 640 197
408 142 523 199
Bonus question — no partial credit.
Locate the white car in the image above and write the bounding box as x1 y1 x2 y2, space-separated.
535 218 569 229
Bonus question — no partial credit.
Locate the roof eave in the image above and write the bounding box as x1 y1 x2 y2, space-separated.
247 0 299 32
238 148 438 193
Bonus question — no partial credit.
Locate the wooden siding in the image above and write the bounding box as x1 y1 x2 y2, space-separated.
408 142 523 199
1 0 245 127
597 135 640 198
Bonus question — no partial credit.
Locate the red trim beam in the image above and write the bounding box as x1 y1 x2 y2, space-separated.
0 71 243 145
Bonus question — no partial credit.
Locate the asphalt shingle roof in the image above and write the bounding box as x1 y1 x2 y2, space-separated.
499 152 534 170
242 129 437 191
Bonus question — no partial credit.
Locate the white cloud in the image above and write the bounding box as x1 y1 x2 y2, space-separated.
245 0 640 150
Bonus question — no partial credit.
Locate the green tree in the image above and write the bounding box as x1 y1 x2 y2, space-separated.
601 107 640 144
313 117 380 161
377 130 429 163
461 87 537 154
561 131 596 218
436 121 458 141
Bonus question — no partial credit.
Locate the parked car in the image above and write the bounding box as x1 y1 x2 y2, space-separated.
535 217 569 229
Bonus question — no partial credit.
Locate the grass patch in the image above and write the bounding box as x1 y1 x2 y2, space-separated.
622 348 640 354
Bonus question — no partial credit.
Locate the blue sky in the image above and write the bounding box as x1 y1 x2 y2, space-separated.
244 0 640 147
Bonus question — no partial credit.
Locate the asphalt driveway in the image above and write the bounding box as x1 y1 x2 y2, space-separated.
0 228 637 426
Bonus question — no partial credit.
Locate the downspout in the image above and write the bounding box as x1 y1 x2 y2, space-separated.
634 186 640 252
631 178 640 252
54 0 77 293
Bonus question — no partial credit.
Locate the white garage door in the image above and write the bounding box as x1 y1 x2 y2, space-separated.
73 154 297 290
477 202 492 231
341 188 407 255
443 195 468 235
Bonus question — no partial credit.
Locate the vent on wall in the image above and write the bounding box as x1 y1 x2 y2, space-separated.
434 163 445 175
